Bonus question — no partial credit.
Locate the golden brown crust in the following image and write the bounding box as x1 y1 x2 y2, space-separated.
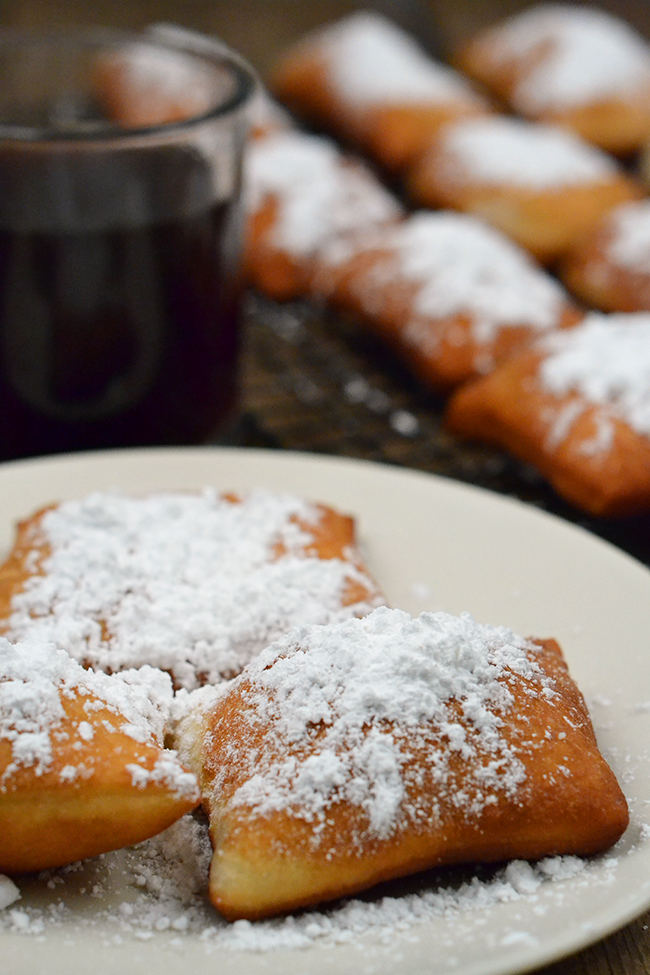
445 349 650 517
0 685 199 874
182 633 627 920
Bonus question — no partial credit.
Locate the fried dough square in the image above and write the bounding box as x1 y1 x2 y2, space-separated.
312 210 581 393
454 4 650 156
270 11 491 173
243 128 402 301
0 639 199 873
407 116 643 265
561 199 650 312
446 312 650 516
175 607 628 920
0 490 385 689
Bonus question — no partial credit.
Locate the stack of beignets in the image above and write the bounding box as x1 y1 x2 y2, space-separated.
454 3 650 156
313 210 581 392
0 638 199 873
270 10 492 173
174 606 628 920
446 312 650 516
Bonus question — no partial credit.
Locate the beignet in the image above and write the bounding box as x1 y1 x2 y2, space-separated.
407 116 643 264
93 39 217 128
312 210 581 392
175 606 628 920
0 490 385 689
243 128 402 301
446 312 650 516
455 3 650 156
0 638 199 873
561 199 650 312
270 11 492 173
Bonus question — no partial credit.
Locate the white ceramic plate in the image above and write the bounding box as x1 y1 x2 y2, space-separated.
3 447 650 975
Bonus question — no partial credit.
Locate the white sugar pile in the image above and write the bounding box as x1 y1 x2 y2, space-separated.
321 211 567 345
607 200 650 273
0 637 196 796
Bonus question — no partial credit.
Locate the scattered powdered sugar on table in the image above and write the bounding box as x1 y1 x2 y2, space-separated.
244 129 401 256
606 200 650 274
483 4 650 113
0 810 621 954
220 608 553 842
7 489 382 690
318 11 485 108
540 313 650 439
439 116 619 188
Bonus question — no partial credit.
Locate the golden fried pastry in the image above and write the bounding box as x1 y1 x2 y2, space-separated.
270 11 492 173
243 128 402 301
446 312 650 516
455 3 650 156
407 116 644 265
0 490 384 690
93 39 217 128
0 638 199 873
561 199 650 311
175 606 628 920
312 210 581 392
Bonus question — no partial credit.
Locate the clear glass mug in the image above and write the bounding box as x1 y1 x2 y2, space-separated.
0 25 255 460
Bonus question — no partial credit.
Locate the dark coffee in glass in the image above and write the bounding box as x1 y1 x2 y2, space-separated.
0 27 254 460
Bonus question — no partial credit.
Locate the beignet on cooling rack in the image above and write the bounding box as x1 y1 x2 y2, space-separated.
312 210 581 392
454 3 650 156
270 11 492 173
561 199 650 312
243 128 402 301
407 115 643 265
446 312 650 517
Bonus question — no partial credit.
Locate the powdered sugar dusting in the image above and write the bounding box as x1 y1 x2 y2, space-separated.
324 212 567 343
319 12 485 108
484 4 650 113
439 116 618 188
7 490 382 689
0 637 196 796
540 312 650 437
606 200 650 274
222 608 551 842
245 129 401 255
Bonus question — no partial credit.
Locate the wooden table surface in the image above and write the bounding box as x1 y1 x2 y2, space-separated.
3 2 650 973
